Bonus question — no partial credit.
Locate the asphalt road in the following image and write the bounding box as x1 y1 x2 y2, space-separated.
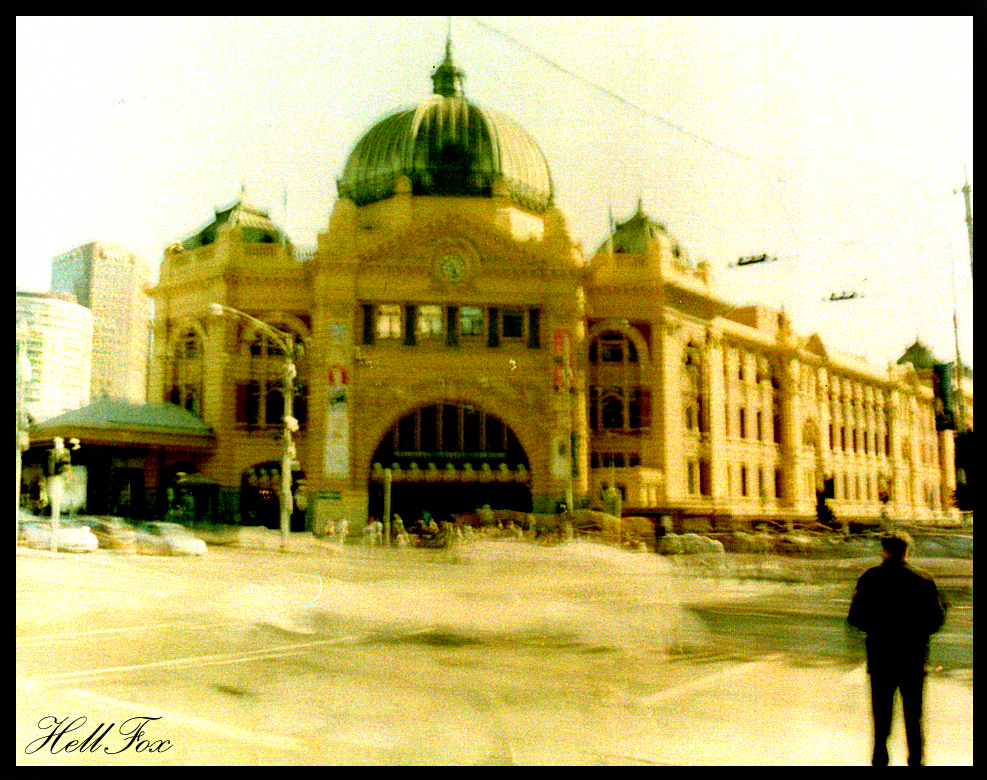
16 542 973 765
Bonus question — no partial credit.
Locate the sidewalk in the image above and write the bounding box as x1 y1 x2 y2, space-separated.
572 657 974 766
18 656 972 765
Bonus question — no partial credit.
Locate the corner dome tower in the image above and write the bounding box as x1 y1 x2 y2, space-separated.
336 42 554 213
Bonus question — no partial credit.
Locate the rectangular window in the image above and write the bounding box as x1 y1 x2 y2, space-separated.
629 388 650 429
376 304 402 340
404 304 417 346
527 308 541 349
757 411 763 441
446 307 459 347
460 306 484 338
775 468 783 499
739 408 747 439
487 307 500 348
687 460 697 495
740 465 748 497
699 459 711 496
502 309 524 339
417 305 443 338
362 304 375 345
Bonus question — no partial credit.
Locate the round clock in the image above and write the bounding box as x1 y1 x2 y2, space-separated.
439 253 466 280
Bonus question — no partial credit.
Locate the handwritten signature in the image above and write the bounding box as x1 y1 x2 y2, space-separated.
25 715 173 755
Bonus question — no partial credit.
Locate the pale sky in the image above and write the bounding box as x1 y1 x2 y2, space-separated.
16 16 972 369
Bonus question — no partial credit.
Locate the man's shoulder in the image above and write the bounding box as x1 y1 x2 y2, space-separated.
902 561 939 585
856 561 937 585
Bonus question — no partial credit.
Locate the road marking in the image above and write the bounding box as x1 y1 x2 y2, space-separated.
17 679 305 752
16 619 236 647
23 634 362 685
640 654 783 706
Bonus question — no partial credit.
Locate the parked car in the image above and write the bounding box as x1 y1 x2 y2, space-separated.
134 522 207 556
86 516 137 551
22 520 99 553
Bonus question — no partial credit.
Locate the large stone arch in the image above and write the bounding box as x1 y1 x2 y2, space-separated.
354 386 549 491
355 391 548 522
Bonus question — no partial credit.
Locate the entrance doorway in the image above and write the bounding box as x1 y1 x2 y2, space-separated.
239 462 307 530
368 402 531 523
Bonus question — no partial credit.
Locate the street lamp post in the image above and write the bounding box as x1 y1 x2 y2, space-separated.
211 303 298 553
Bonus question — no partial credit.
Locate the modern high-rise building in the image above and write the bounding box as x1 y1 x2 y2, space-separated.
51 240 150 403
16 291 94 423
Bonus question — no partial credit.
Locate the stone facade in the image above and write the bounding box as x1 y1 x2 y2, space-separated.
145 52 963 531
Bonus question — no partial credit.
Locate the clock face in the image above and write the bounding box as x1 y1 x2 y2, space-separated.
440 254 466 280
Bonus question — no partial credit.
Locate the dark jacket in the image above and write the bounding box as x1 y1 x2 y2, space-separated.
847 558 947 672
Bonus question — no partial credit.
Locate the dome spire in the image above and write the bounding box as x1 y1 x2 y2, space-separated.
431 32 463 98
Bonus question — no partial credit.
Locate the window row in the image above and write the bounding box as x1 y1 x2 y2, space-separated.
828 423 890 456
588 387 651 431
361 303 540 349
724 404 782 443
590 452 641 468
726 463 783 500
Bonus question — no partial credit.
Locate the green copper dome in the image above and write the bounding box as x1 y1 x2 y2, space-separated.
336 44 554 213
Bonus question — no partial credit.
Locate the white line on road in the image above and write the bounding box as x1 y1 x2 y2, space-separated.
640 654 783 707
16 619 238 647
22 634 363 685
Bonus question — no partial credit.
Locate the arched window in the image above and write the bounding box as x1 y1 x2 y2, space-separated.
236 323 307 428
589 331 638 364
169 327 204 417
587 328 648 434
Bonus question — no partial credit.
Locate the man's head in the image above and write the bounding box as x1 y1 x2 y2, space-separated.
880 530 912 562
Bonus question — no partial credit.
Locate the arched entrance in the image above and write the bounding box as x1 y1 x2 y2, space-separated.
239 462 307 530
368 402 532 523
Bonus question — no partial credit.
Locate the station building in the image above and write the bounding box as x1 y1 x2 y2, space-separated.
145 46 964 532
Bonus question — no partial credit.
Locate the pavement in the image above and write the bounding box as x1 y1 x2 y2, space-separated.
16 654 973 765
15 541 974 765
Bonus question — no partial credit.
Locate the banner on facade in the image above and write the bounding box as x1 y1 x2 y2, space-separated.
553 329 571 390
325 323 351 478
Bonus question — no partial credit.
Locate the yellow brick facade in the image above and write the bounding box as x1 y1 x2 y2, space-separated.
146 52 963 532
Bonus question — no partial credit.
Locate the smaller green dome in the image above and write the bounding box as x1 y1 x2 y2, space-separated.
183 192 288 250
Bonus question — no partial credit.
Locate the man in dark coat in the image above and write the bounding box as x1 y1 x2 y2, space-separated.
847 531 947 766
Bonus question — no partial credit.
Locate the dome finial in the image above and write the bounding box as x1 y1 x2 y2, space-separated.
431 28 463 98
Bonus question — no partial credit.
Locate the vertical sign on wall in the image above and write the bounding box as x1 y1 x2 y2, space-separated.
325 324 350 478
552 329 572 478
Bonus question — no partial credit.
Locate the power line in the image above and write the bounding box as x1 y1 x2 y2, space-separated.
468 17 787 184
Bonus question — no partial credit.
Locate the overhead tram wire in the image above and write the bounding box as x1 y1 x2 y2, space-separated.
468 16 789 186
466 16 802 265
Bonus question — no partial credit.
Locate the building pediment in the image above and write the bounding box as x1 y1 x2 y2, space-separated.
800 333 828 360
357 212 555 280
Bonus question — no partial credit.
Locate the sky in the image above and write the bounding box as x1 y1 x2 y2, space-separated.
16 16 972 369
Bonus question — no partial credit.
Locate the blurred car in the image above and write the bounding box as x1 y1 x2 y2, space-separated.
86 516 137 551
22 520 99 553
135 522 207 556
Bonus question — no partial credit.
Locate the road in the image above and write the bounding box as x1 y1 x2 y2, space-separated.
16 540 973 765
